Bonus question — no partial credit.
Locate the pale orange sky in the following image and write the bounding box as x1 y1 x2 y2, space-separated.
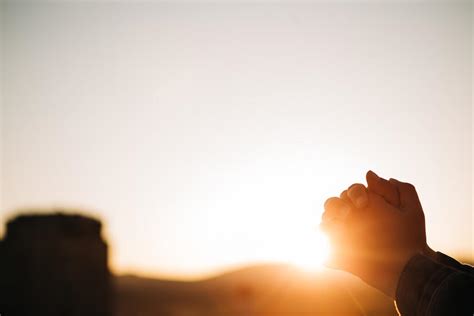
1 1 472 279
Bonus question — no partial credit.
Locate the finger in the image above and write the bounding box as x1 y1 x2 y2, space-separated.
347 183 368 208
366 170 400 207
388 178 422 212
340 189 348 200
323 197 351 222
339 190 354 207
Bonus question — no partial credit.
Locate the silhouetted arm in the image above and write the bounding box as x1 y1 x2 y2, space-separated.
432 252 474 275
321 171 474 313
395 253 474 316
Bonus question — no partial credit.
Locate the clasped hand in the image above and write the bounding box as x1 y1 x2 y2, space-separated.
320 171 435 298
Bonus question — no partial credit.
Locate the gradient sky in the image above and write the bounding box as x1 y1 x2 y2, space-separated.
1 1 472 279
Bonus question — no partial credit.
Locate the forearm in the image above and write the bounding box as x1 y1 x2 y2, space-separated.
432 251 474 275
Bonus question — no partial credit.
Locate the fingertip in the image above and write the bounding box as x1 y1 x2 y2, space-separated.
324 197 351 220
340 190 348 200
347 184 368 209
366 170 380 189
367 170 379 180
323 197 338 210
324 196 347 209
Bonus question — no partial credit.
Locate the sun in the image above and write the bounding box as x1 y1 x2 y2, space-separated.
282 228 331 272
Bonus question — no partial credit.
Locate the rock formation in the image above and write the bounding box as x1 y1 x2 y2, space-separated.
0 212 113 316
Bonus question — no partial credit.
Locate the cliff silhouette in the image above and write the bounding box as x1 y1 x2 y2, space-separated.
0 212 113 316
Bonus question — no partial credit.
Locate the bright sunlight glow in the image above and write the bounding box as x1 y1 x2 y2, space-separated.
283 229 331 271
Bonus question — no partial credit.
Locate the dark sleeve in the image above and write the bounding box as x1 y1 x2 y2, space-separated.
433 251 474 275
395 254 474 316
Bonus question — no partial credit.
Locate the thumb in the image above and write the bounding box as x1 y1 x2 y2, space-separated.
366 170 400 207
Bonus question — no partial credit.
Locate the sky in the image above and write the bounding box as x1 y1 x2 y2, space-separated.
1 1 472 279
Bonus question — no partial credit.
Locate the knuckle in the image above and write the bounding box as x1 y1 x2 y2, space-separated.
347 183 366 195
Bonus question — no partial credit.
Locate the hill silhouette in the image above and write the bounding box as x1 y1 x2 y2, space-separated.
115 263 399 316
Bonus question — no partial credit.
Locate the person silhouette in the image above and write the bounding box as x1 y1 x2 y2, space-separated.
321 171 474 316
